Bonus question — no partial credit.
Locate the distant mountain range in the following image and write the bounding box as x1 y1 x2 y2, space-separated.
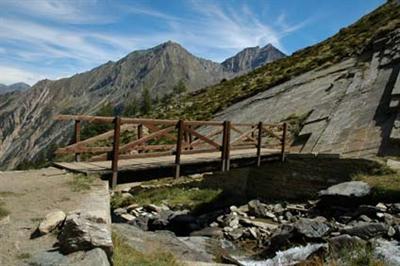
0 41 285 169
0 82 30 94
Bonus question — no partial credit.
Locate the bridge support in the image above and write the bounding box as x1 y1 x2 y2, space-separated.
175 120 184 178
221 120 231 171
111 116 121 189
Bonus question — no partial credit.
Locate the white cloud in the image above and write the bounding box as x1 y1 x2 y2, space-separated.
0 1 312 84
1 0 115 24
0 65 46 85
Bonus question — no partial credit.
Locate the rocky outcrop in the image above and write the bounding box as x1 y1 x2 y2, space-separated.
215 28 400 158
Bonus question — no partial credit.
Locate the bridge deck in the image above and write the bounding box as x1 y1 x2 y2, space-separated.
54 148 280 175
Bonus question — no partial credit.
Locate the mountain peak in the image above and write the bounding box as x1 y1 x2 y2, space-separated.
221 44 286 73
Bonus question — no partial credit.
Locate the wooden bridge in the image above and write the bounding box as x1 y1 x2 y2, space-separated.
53 115 288 188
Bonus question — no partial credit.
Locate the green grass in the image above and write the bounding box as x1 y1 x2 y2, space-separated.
111 186 222 211
16 253 31 260
68 174 96 192
0 201 9 219
353 171 400 202
112 231 181 266
149 1 400 122
328 243 386 266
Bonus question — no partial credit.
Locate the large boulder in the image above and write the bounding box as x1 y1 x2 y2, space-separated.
38 210 66 235
29 248 110 266
318 181 371 208
58 211 113 257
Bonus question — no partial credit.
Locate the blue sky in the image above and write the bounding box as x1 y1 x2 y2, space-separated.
0 0 384 85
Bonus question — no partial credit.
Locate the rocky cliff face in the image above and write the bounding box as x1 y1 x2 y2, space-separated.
222 44 286 73
215 28 400 158
0 41 284 169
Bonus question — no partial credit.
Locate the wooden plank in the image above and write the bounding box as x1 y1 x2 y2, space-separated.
145 123 177 142
59 124 135 152
111 116 121 188
191 128 222 147
262 126 282 140
185 120 223 126
119 151 172 160
56 146 113 154
182 125 221 149
119 126 175 153
231 127 258 145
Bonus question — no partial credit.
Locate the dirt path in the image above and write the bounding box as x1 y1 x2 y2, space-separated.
0 167 102 265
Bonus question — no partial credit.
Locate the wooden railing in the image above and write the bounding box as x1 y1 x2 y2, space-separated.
54 115 287 187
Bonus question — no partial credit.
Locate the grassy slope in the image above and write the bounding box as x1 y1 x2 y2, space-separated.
151 1 400 121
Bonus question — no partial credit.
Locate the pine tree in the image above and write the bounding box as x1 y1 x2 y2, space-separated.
123 97 138 117
141 87 152 115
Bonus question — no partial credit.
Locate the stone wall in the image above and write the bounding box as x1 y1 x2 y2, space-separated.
202 156 383 202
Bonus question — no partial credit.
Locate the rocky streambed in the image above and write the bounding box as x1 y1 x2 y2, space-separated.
112 180 400 265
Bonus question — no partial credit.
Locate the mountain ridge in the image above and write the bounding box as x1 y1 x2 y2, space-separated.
0 82 30 94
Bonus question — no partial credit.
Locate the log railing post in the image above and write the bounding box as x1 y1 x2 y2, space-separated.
137 124 143 153
175 120 184 178
221 121 231 171
74 120 81 162
111 116 121 189
256 122 263 167
225 121 231 171
281 122 287 162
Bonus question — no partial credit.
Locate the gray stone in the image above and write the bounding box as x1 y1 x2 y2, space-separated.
341 222 388 240
29 248 110 266
373 239 400 266
389 203 400 214
319 181 370 198
226 228 244 240
113 223 217 262
294 218 330 239
359 215 372 223
248 200 275 219
120 213 135 222
388 226 396 237
38 210 66 235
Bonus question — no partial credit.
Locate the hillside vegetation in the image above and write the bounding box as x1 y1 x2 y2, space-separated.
151 0 400 121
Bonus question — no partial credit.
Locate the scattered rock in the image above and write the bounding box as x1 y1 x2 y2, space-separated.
294 217 330 239
38 210 66 235
341 222 388 240
248 200 275 219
